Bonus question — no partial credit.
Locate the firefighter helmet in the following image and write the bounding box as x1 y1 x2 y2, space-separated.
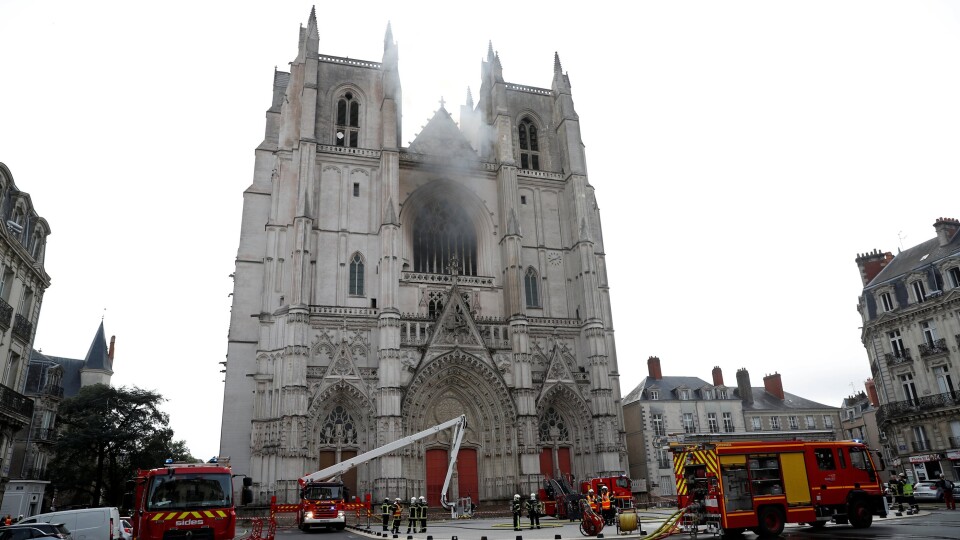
384 497 390 503
600 485 608 491
411 497 417 504
395 497 401 502
588 488 594 493
419 496 426 503
530 493 536 500
514 494 520 500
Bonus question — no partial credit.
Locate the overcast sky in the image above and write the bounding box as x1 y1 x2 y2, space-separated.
1 0 959 461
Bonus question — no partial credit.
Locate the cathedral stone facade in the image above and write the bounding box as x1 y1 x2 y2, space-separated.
220 9 626 505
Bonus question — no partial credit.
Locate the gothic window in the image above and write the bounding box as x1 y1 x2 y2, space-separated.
349 253 365 296
335 92 360 148
524 267 540 308
427 291 444 318
518 118 540 170
538 407 569 442
413 201 477 275
319 405 358 445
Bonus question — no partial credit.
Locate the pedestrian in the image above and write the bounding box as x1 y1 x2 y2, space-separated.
524 493 542 529
511 494 523 531
936 474 956 510
390 497 403 535
418 496 427 533
380 497 392 532
2 515 10 526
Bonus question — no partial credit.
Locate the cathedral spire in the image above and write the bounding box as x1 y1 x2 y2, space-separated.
465 86 474 109
554 51 562 73
384 21 394 51
487 40 495 62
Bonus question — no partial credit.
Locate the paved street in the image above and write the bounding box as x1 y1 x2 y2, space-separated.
256 504 960 540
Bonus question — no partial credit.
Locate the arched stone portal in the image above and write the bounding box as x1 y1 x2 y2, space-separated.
403 349 519 501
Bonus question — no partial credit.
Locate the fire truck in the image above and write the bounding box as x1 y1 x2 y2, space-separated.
671 440 888 538
126 458 243 540
538 475 632 518
294 415 467 532
580 475 633 508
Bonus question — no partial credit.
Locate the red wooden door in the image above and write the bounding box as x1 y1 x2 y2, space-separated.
558 447 572 477
425 449 448 506
539 448 555 478
341 450 358 498
457 448 479 503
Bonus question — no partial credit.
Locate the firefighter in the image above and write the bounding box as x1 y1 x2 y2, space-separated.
600 485 613 525
900 476 919 514
406 497 418 534
524 493 542 529
511 494 523 531
381 497 392 531
391 497 403 534
418 496 427 533
585 488 598 513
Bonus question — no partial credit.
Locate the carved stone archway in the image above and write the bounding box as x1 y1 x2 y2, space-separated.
403 349 519 500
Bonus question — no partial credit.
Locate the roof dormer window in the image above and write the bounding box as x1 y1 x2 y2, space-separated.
911 279 927 304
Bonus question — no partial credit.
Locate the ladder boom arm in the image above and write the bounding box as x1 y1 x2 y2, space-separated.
299 415 467 486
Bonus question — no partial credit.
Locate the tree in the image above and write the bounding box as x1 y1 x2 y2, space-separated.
48 384 194 507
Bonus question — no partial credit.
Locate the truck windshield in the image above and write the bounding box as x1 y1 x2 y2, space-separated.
147 473 233 510
302 484 345 501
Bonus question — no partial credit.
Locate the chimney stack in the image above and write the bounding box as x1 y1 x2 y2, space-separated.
854 249 894 286
108 335 116 361
763 372 785 400
712 366 724 386
736 368 753 405
934 217 960 247
865 378 879 407
647 356 663 380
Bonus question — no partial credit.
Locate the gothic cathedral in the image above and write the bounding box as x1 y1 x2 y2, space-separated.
220 9 626 504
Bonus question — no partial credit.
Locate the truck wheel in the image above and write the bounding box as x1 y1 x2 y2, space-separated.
756 506 785 538
848 498 873 529
336 524 346 531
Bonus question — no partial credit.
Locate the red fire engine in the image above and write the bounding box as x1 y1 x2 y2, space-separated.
580 475 633 508
127 458 243 540
538 475 632 518
293 415 468 532
671 440 888 538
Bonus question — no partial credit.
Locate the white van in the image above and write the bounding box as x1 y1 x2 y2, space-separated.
19 507 122 540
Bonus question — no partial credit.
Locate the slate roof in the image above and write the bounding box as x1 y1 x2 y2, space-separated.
407 106 478 159
83 321 112 371
866 230 960 289
25 323 111 398
26 351 85 397
623 376 714 405
740 387 835 411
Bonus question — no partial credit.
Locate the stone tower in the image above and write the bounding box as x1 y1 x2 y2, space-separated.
220 9 626 504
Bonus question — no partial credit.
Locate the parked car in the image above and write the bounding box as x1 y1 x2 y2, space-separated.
0 523 72 540
119 520 131 540
912 481 942 502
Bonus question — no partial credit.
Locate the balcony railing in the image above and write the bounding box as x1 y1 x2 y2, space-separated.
884 348 912 365
949 436 960 448
919 338 948 358
876 390 960 426
911 440 932 452
30 427 56 443
20 467 46 480
42 384 64 398
0 298 12 330
0 384 34 422
12 314 32 341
